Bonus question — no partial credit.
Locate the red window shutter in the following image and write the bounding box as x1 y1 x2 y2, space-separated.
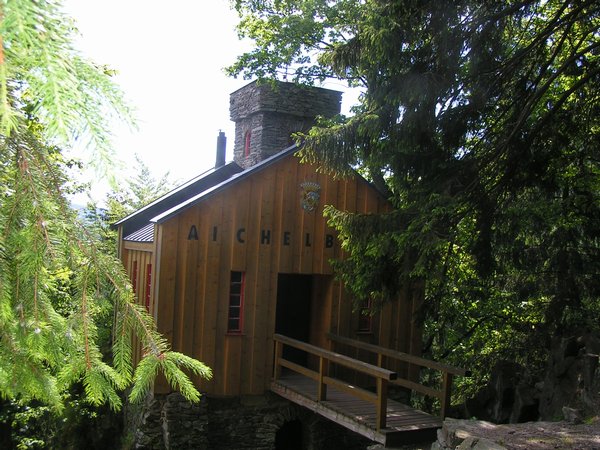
132 261 138 295
244 131 251 157
145 264 152 312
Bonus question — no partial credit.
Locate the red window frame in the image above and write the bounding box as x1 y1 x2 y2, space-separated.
244 131 251 157
228 271 245 333
132 261 138 294
145 263 152 312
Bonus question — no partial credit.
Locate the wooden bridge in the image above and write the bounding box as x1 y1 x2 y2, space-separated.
271 334 468 448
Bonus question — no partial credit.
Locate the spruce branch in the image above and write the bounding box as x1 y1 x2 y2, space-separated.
128 354 160 404
0 124 211 409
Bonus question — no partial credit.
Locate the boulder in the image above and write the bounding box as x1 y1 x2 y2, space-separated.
457 437 507 450
538 334 600 420
562 406 583 424
465 361 533 423
464 333 599 423
432 419 507 450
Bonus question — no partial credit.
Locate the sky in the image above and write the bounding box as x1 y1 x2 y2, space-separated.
63 0 357 203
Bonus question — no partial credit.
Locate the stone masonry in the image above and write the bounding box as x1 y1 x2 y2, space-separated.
229 81 342 169
128 392 374 450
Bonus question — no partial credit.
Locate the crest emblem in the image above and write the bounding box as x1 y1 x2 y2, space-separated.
300 181 321 212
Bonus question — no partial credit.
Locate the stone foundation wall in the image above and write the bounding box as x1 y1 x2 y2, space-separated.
128 392 373 450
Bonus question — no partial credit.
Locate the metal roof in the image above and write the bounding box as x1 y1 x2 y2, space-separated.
123 223 154 243
113 161 243 239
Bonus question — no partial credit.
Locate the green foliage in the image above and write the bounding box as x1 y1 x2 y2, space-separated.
0 126 212 411
0 0 211 413
228 0 364 83
84 154 174 256
0 394 124 449
0 0 133 172
130 351 213 404
103 154 174 221
232 0 600 396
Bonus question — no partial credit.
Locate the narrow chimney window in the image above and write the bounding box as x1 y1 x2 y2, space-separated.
244 130 252 157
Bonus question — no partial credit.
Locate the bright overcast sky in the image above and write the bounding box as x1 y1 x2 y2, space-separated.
63 1 357 203
63 0 248 201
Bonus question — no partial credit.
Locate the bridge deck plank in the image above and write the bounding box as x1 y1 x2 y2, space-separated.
271 373 441 446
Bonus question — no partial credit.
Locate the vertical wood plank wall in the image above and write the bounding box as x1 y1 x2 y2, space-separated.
143 155 421 396
122 244 154 364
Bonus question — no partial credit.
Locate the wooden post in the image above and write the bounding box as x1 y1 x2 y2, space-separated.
318 355 328 401
440 372 453 419
274 339 283 380
376 377 388 430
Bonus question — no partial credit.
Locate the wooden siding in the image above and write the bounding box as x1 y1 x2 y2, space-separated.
122 247 155 364
149 154 419 396
123 248 154 309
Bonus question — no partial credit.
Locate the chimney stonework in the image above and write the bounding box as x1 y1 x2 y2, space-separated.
229 81 342 169
215 131 226 168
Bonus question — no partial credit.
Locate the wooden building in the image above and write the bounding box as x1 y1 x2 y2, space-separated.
114 81 423 399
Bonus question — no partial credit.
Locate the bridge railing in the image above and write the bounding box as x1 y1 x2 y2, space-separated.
326 333 469 418
273 333 396 430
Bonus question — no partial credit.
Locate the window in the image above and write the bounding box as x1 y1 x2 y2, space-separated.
145 264 152 312
244 130 251 157
357 298 372 333
228 271 245 333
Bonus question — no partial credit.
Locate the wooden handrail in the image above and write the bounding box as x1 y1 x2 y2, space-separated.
273 334 396 430
326 333 469 419
275 334 397 380
327 333 468 376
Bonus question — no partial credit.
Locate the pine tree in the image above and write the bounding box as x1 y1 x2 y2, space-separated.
0 0 211 409
84 155 175 257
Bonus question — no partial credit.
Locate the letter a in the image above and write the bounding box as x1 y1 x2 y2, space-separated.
188 225 199 240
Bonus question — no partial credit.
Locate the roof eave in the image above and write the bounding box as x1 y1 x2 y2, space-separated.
111 161 242 229
152 144 301 224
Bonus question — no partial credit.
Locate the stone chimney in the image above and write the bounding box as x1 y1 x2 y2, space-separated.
215 131 226 168
229 81 342 169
